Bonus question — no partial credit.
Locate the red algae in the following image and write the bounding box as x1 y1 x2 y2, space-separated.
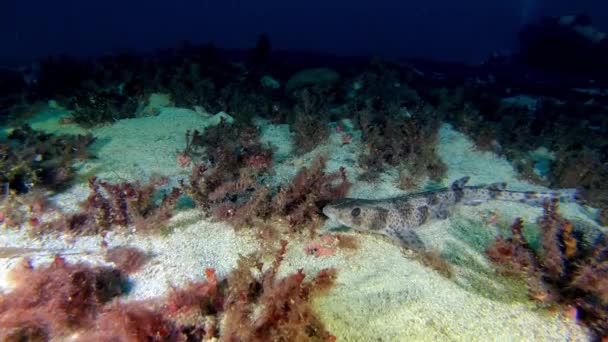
0 242 337 341
104 246 149 274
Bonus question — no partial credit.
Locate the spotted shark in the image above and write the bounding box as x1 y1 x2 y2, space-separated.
322 177 578 251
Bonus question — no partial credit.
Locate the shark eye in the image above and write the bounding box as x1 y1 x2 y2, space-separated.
351 208 361 217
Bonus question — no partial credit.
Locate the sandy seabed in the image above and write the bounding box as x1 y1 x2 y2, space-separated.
0 101 599 341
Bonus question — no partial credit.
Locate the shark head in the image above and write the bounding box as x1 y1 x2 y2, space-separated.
322 198 389 232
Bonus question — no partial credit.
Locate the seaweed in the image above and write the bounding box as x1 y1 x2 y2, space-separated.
104 246 149 274
272 156 351 231
0 192 27 229
486 199 608 339
0 243 337 341
291 88 330 155
87 176 181 233
0 256 125 339
247 33 272 70
178 123 349 232
185 117 274 178
164 268 220 317
178 162 262 218
222 241 337 341
417 250 455 279
214 183 272 228
550 147 608 225
0 188 53 230
69 89 140 127
0 124 95 194
179 163 218 210
181 155 350 233
165 65 218 110
486 217 540 279
81 302 175 341
0 256 174 341
355 106 446 185
33 55 95 99
345 59 420 117
38 176 181 235
218 82 276 124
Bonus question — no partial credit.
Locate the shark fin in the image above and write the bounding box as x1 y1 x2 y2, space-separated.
451 176 470 191
385 228 426 251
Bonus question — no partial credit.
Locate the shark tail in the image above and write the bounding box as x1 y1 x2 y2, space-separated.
493 187 579 206
452 177 580 206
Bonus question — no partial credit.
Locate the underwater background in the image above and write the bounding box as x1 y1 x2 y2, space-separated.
1 1 608 341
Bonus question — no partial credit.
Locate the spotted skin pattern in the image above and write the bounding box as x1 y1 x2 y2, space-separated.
322 177 578 251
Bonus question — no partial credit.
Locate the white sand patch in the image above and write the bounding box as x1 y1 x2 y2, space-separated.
1 107 88 138
438 123 544 191
85 108 233 182
277 234 588 341
0 210 258 301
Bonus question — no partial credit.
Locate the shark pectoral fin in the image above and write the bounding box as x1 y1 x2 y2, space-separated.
386 228 426 251
451 176 470 190
433 205 450 219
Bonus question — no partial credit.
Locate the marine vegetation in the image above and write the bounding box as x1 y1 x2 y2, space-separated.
486 199 608 339
355 105 446 185
0 242 337 341
69 88 141 127
181 155 351 233
0 124 95 194
290 88 331 155
182 117 274 178
271 156 351 231
0 256 127 340
344 61 446 185
33 176 181 236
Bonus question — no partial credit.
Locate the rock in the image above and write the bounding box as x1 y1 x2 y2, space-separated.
285 68 340 95
261 75 280 89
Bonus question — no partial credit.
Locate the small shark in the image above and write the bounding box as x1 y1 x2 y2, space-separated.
322 177 578 251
